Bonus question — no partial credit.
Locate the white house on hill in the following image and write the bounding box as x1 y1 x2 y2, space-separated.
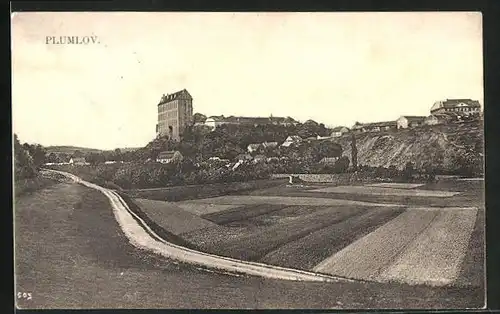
396 116 426 129
69 157 87 165
330 126 350 137
156 151 183 164
281 136 303 147
247 143 262 153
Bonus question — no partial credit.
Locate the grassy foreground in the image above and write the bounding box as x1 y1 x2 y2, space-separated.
15 180 485 309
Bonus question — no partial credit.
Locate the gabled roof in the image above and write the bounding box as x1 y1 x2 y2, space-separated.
261 141 278 147
331 126 349 132
431 99 481 112
157 151 179 159
247 143 262 150
286 135 303 141
158 89 192 105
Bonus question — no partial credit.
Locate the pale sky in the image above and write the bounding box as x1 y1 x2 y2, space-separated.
11 12 483 150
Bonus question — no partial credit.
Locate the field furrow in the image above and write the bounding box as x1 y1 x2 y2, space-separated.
312 209 439 280
187 195 404 207
376 208 478 286
260 206 406 270
311 186 460 198
174 202 242 216
202 206 368 261
365 183 424 189
201 204 290 224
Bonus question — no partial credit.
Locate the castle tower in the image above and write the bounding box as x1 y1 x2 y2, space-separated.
156 89 193 141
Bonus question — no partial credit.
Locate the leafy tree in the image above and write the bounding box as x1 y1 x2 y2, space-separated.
72 150 84 158
351 134 358 172
193 113 207 124
21 143 47 169
333 156 350 173
402 161 415 181
14 134 36 180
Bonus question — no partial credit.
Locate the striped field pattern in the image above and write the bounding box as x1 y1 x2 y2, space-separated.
134 181 483 288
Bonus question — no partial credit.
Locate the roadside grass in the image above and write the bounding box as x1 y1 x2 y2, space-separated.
14 175 61 197
260 206 405 270
118 193 203 249
130 198 218 236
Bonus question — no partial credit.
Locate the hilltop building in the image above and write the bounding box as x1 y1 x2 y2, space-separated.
430 99 481 115
156 89 193 141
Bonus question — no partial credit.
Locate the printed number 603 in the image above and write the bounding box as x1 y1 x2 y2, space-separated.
17 292 32 300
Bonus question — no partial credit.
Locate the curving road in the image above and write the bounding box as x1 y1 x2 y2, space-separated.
14 173 483 309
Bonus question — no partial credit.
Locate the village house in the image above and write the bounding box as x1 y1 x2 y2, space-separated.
69 157 87 165
281 135 303 147
396 116 426 129
330 126 350 137
208 156 230 163
247 143 262 153
320 156 340 165
424 113 456 126
235 153 253 162
317 135 332 140
351 121 397 133
156 151 183 164
430 99 481 115
252 154 267 163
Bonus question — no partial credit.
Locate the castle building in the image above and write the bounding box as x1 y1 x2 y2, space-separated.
156 89 193 141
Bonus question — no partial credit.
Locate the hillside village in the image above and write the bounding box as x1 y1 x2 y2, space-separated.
41 90 483 177
148 90 483 168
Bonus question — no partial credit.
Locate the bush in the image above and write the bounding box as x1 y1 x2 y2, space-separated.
401 162 415 182
332 156 350 173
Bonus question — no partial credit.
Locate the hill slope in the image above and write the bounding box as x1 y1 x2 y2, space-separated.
335 121 483 172
45 146 140 154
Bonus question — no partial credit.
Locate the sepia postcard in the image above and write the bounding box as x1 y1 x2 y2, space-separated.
11 11 485 310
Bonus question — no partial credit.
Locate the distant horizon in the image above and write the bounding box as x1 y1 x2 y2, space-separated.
12 12 483 150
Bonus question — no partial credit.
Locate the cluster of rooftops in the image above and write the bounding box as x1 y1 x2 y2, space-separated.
201 98 481 135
